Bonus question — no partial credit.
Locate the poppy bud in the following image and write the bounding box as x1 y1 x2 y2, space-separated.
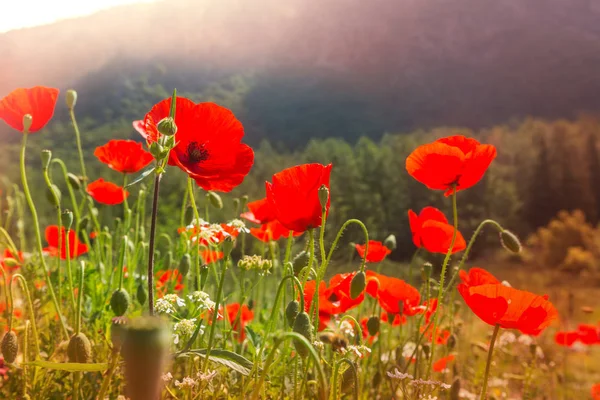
247 298 254 310
240 195 249 211
164 135 176 149
66 89 78 110
500 230 522 254
366 316 380 336
207 191 223 209
67 332 92 363
41 149 52 170
62 210 74 229
110 288 131 316
222 236 235 257
421 262 433 281
318 184 329 210
384 234 397 250
1 331 18 363
122 317 170 400
66 173 81 190
78 216 89 232
136 283 147 306
2 258 19 268
350 271 366 299
22 114 33 133
292 312 313 358
422 343 431 359
292 251 310 276
285 300 300 327
178 254 191 277
233 198 240 214
46 184 61 207
149 142 165 160
157 117 177 136
449 378 461 400
110 316 129 352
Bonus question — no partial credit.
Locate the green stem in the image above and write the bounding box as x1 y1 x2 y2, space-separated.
69 108 87 181
96 350 119 400
19 133 68 338
426 186 458 377
118 236 127 290
266 275 304 334
325 219 369 272
64 222 77 313
10 274 41 358
187 178 202 290
76 262 85 334
284 231 294 265
480 324 501 400
147 172 162 315
203 255 229 372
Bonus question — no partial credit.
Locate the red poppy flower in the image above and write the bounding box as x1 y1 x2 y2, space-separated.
408 207 466 254
226 303 254 342
250 220 301 242
266 163 332 233
422 325 451 345
380 311 407 326
0 249 24 273
141 98 254 192
326 273 365 314
200 250 223 264
43 226 88 260
577 324 600 345
94 139 154 174
0 86 59 133
365 271 421 315
355 241 391 263
592 383 600 400
457 283 558 335
241 198 277 224
554 331 580 347
87 178 129 205
406 135 497 196
433 354 455 372
459 267 501 288
156 270 184 293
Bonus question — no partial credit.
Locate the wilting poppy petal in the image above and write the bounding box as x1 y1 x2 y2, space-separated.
409 208 466 254
406 135 497 196
44 226 88 260
87 178 129 205
266 163 332 233
355 240 391 263
0 86 59 133
94 139 154 174
433 354 455 372
458 283 558 335
141 98 254 192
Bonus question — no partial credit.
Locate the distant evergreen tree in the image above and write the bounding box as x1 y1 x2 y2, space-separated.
526 135 557 228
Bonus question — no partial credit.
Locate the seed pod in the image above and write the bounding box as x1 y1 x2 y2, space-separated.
366 316 380 336
67 173 81 190
292 312 313 358
22 115 33 132
149 142 165 159
67 333 92 363
46 184 62 207
292 251 310 276
110 288 131 316
1 331 18 363
285 300 300 327
207 191 223 209
178 254 191 277
136 283 148 306
122 317 170 400
500 230 522 254
350 271 366 299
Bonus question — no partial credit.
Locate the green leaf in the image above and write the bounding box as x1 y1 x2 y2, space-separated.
23 360 109 372
125 165 155 188
180 349 254 376
245 325 261 349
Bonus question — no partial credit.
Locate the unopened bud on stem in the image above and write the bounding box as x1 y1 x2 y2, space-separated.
22 114 33 133
66 90 78 110
318 185 329 210
41 150 52 170
157 117 177 136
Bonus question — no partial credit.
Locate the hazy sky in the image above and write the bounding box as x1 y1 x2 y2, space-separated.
0 0 159 33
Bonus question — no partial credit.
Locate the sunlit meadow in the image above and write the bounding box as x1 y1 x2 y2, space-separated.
0 86 598 400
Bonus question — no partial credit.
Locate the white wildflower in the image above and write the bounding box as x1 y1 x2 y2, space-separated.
313 341 325 351
175 376 197 388
227 219 250 233
342 345 371 358
458 389 477 400
386 368 413 380
197 370 218 381
402 342 417 358
173 318 198 345
517 334 533 346
155 294 185 314
188 291 215 310
339 320 355 338
497 332 516 347
161 372 173 382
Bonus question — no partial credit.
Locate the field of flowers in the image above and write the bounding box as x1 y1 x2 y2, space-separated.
0 86 599 399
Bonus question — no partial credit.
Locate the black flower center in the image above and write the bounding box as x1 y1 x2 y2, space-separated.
187 142 209 164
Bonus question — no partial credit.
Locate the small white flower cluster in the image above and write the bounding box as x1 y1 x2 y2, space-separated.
188 291 216 311
339 321 355 338
173 318 198 344
227 219 250 234
386 368 413 380
197 370 218 381
458 388 477 400
410 379 451 390
517 334 533 346
313 341 325 351
162 372 173 382
175 376 197 389
237 255 272 272
155 294 185 314
497 331 516 347
341 345 371 358
402 341 418 358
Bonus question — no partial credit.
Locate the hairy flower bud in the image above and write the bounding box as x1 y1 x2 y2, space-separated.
292 251 310 276
207 191 223 209
292 312 313 358
110 316 129 352
67 173 81 190
366 316 380 336
350 271 366 299
318 184 329 210
222 236 235 257
66 89 78 109
67 333 92 363
136 283 148 306
1 331 18 363
46 184 62 207
22 114 33 133
149 142 165 160
41 150 52 170
500 230 522 254
110 288 131 316
157 117 177 136
285 300 300 327
62 210 74 229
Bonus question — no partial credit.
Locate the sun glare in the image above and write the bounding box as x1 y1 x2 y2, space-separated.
0 0 158 33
